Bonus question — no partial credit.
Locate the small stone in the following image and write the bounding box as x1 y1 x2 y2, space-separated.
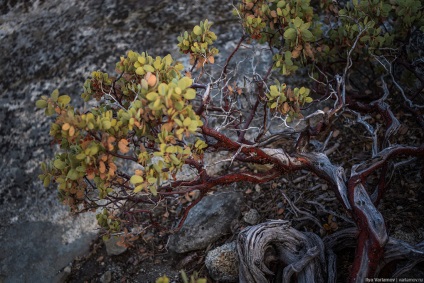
255 184 261 192
205 242 239 282
63 266 71 274
104 236 127 256
332 130 340 138
243 209 260 225
100 270 112 283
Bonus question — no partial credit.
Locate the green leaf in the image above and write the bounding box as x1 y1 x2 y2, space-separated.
285 51 292 61
76 166 86 173
150 185 158 196
170 154 181 165
102 120 111 130
76 153 86 160
283 28 297 40
183 117 192 127
51 89 59 102
36 100 48 108
148 177 157 184
54 159 67 170
189 121 198 132
175 100 184 110
158 83 168 96
178 77 193 90
270 85 280 97
293 17 303 28
193 25 202 35
301 29 314 41
277 1 286 8
43 176 50 187
146 92 158 101
183 89 196 100
136 67 145 75
360 35 370 43
134 184 144 193
143 65 155 72
305 97 313 103
57 95 71 105
130 175 144 184
67 169 79 180
165 146 176 153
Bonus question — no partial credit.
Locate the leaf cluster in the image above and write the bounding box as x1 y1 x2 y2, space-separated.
266 81 312 122
177 19 219 67
37 51 208 228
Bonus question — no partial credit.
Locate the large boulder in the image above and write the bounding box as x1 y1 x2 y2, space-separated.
168 191 243 253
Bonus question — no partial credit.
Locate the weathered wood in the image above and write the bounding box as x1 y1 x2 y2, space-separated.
237 220 326 283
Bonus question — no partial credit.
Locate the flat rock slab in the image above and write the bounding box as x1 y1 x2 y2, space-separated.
0 221 96 283
168 192 243 253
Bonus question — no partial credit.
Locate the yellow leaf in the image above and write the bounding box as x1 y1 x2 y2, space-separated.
136 67 145 75
134 184 144 193
146 92 158 101
183 89 196 100
148 177 157 184
130 175 144 184
183 117 192 127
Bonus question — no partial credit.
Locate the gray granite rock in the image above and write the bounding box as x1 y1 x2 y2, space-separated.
205 241 239 282
168 192 243 253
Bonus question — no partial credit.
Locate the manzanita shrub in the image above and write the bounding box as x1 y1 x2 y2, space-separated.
37 0 424 281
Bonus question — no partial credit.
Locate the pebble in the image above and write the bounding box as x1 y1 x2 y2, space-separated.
243 209 261 225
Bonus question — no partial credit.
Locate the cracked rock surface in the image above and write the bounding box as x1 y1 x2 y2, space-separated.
0 0 238 282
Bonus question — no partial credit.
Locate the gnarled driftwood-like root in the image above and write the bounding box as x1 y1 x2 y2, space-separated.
237 220 326 283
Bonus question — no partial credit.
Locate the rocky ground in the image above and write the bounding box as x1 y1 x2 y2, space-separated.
1 0 423 283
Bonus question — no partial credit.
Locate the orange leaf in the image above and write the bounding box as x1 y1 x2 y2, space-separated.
292 49 301 59
62 123 70 131
208 56 215 64
109 162 117 171
69 126 75 137
283 102 290 114
87 171 95 180
99 161 106 174
145 72 157 87
118 139 130 153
